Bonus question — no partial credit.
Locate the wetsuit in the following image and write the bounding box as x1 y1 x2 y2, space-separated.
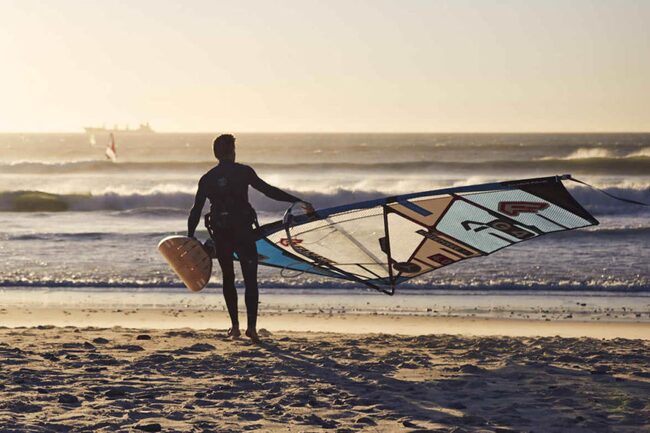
188 160 300 330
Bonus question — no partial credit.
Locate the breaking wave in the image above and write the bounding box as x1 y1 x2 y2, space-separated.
627 147 650 158
6 225 649 244
0 184 648 215
0 277 647 292
558 147 613 160
543 146 650 161
0 189 386 213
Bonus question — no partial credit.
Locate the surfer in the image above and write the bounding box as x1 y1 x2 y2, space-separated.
188 134 313 343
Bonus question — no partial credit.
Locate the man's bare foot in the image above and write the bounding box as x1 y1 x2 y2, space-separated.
245 329 260 344
226 327 241 338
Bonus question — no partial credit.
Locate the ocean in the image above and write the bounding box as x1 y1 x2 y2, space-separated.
1 133 648 300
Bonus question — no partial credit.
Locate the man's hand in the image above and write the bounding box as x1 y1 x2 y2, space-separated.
300 201 316 216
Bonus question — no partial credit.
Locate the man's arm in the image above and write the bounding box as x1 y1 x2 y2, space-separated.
187 179 206 238
248 167 301 203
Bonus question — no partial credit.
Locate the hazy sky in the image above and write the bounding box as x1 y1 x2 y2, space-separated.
1 0 649 132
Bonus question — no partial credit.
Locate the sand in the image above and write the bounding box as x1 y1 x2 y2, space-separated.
0 308 649 432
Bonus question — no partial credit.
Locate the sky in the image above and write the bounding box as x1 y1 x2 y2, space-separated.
1 0 649 132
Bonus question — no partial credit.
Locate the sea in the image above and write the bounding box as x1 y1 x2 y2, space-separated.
0 133 649 317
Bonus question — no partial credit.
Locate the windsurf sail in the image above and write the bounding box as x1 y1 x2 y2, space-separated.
105 133 117 162
253 174 598 295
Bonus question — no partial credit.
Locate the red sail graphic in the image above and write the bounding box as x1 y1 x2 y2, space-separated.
280 238 303 247
498 201 549 216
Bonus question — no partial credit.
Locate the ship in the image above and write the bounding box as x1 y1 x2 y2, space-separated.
84 122 155 134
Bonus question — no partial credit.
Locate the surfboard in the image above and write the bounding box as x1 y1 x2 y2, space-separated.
158 236 212 292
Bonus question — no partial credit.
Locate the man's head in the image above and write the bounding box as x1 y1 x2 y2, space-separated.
213 134 236 161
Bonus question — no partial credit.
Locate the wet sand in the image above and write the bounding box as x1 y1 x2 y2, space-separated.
0 308 649 432
1 306 650 339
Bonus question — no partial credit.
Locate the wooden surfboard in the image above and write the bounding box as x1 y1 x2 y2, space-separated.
158 236 212 292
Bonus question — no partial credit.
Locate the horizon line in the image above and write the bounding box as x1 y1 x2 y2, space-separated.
1 130 650 135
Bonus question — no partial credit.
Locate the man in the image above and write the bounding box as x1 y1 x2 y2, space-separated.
188 134 311 342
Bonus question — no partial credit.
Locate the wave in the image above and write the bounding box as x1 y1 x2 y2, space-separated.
0 183 648 216
627 147 650 158
1 160 213 174
0 277 647 292
6 225 648 245
0 190 194 212
557 147 613 160
8 231 169 242
2 156 650 175
0 189 385 213
558 226 650 239
543 146 650 161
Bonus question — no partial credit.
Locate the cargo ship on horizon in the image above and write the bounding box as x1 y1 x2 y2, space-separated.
84 122 155 134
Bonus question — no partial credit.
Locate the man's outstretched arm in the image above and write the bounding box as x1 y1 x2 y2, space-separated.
249 167 302 203
187 181 206 238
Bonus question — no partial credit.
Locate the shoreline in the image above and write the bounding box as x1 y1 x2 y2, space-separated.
1 287 649 325
2 306 650 340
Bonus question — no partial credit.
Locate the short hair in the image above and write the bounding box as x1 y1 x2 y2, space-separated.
213 134 235 159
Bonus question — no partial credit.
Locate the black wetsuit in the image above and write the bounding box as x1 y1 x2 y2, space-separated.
188 160 300 330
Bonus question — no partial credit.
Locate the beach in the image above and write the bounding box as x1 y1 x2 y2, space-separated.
0 306 649 432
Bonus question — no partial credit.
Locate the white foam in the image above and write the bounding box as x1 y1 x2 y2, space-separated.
561 148 612 160
626 147 650 158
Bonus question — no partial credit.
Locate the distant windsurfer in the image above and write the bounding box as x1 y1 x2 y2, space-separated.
188 134 313 342
105 133 117 162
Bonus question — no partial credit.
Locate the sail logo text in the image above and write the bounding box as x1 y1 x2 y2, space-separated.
498 201 549 217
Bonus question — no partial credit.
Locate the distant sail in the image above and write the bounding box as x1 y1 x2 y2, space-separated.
105 133 117 162
89 133 96 147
